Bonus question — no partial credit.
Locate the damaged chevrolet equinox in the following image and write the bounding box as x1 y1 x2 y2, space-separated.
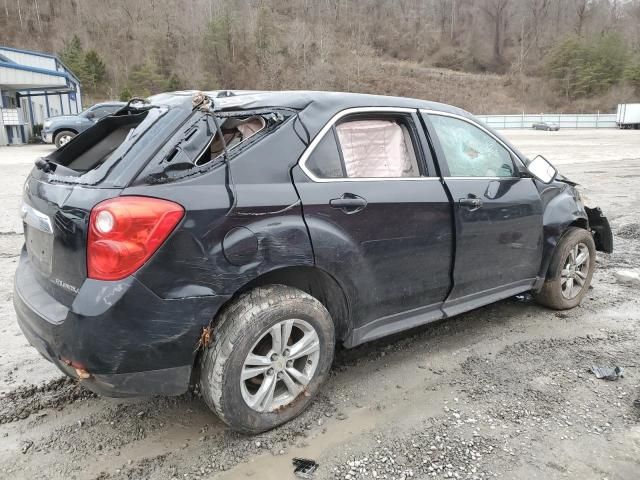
14 91 613 433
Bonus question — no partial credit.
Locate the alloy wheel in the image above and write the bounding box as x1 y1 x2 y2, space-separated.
240 318 320 412
560 242 590 299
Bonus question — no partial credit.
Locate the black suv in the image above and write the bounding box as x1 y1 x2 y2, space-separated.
14 91 612 433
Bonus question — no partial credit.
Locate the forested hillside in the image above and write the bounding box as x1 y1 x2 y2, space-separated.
2 0 640 113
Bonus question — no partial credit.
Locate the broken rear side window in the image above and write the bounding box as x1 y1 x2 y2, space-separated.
147 111 285 183
197 115 267 166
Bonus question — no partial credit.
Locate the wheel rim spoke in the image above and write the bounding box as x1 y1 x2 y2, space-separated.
289 332 320 360
242 364 271 381
565 277 574 293
286 366 311 386
270 324 283 354
245 353 271 366
249 373 277 411
575 249 589 267
281 370 302 397
280 319 294 352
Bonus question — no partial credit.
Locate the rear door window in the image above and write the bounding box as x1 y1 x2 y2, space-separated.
304 115 422 180
305 130 345 178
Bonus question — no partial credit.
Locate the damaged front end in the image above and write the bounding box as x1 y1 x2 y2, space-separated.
585 206 613 253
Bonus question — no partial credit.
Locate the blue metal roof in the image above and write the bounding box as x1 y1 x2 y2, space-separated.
0 45 81 84
0 60 70 79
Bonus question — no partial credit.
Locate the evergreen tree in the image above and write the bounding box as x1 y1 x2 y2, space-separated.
84 50 107 89
166 74 182 91
544 34 628 99
119 87 132 102
625 61 640 94
59 35 89 85
127 60 169 96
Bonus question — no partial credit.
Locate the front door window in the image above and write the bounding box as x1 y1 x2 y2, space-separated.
429 114 515 178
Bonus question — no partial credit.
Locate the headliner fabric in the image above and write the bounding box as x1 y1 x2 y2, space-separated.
336 120 418 178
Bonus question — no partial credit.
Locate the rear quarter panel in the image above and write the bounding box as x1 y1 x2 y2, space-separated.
127 114 315 300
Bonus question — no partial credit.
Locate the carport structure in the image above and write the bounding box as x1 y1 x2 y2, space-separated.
0 46 82 145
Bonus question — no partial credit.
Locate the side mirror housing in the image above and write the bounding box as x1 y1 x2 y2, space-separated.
86 111 96 120
528 155 557 184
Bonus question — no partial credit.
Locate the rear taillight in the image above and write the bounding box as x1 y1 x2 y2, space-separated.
87 196 184 281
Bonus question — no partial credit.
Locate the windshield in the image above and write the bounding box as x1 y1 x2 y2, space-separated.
78 106 97 118
78 104 122 119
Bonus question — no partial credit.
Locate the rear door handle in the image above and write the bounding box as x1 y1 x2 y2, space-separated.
459 197 483 210
330 193 367 214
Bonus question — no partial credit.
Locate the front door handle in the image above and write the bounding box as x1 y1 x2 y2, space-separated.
330 193 367 214
459 196 483 210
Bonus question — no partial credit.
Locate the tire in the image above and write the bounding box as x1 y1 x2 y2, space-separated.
199 285 335 434
54 130 76 148
534 227 596 310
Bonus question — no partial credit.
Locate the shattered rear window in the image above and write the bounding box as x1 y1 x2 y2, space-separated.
41 107 168 185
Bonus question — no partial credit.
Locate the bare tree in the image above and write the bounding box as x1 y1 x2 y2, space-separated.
481 0 512 64
574 0 591 36
527 0 550 50
1 0 638 113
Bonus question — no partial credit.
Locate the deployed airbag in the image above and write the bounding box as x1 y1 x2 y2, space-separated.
336 120 418 178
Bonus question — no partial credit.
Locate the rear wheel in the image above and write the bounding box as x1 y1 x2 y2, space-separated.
199 285 335 434
534 227 596 310
54 130 76 148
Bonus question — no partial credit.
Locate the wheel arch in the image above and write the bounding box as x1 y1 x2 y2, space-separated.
190 265 350 390
538 185 590 282
234 265 351 343
53 127 78 141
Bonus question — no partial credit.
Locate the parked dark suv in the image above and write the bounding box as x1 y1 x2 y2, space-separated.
14 91 612 433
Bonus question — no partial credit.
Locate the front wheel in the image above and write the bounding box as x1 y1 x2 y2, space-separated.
199 285 335 434
534 227 596 310
54 130 76 148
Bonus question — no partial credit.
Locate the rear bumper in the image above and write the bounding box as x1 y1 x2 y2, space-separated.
14 250 229 397
42 130 53 143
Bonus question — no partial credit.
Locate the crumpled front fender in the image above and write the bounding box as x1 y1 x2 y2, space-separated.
538 184 588 281
585 206 613 253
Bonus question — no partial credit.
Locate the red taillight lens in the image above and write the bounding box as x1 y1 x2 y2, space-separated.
87 196 184 281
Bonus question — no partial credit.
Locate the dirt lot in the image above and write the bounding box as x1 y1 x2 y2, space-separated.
0 130 639 480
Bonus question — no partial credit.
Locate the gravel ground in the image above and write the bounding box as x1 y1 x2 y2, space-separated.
0 130 639 480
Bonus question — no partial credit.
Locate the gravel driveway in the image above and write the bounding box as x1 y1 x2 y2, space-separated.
0 131 639 480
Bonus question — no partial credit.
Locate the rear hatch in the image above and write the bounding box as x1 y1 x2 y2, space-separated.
21 102 192 307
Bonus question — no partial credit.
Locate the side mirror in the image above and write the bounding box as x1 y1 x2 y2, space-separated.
86 111 96 120
528 155 557 184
